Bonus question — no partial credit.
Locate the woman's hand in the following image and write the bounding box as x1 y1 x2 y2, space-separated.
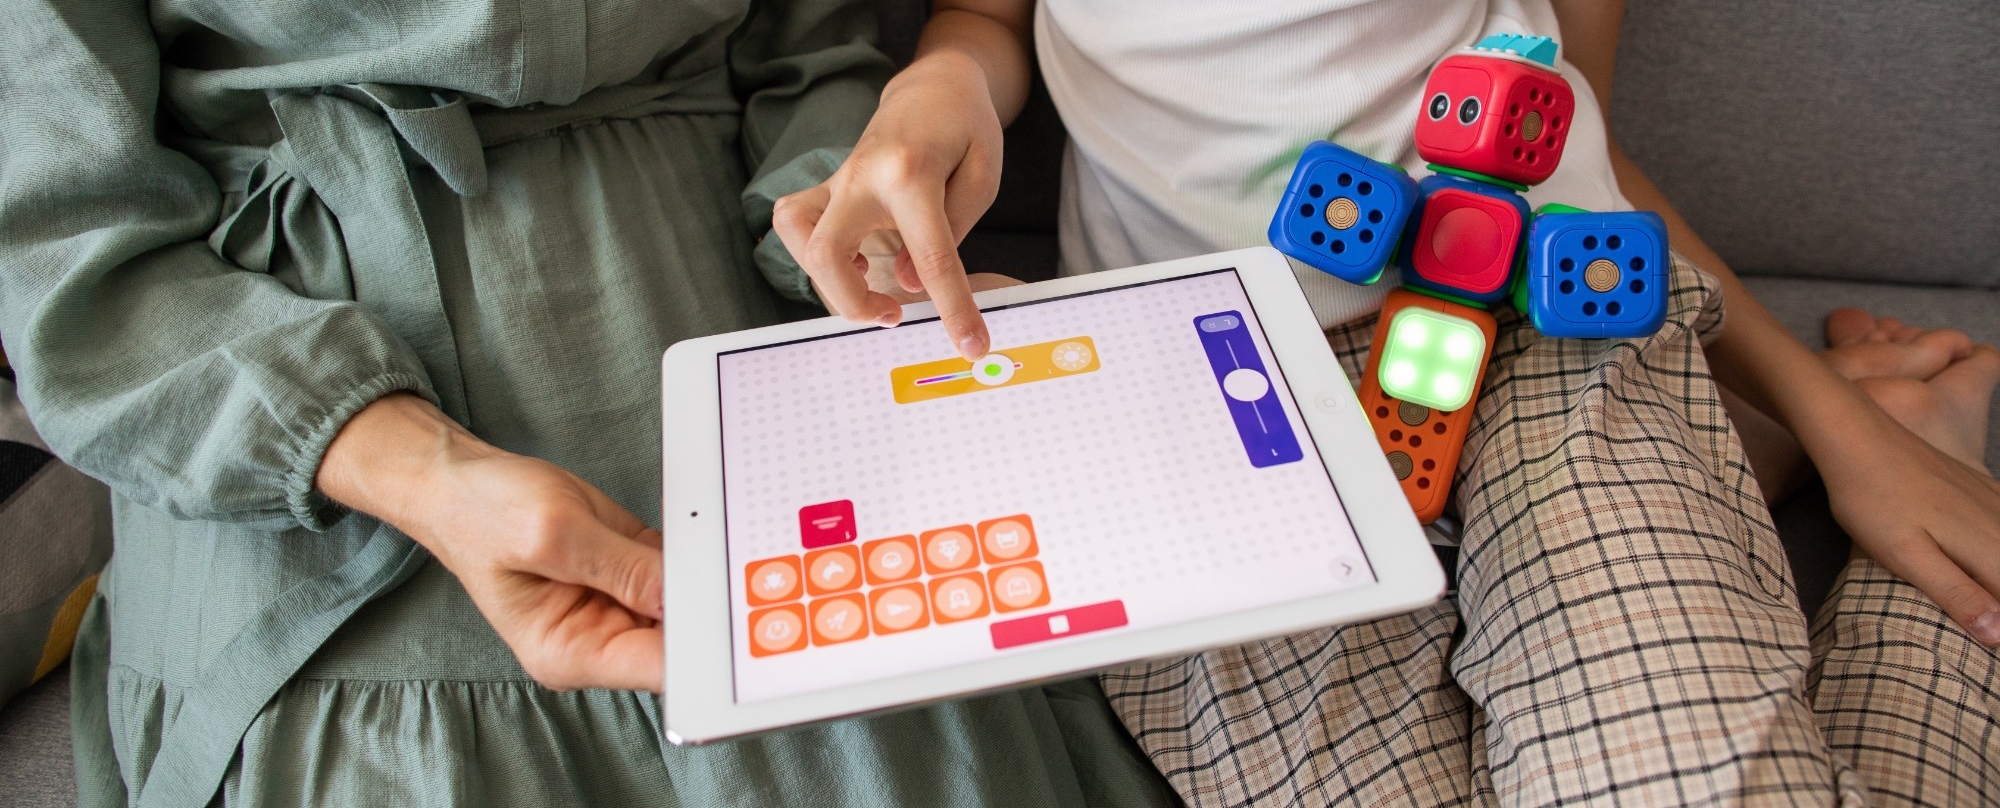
317 393 665 691
774 48 1008 360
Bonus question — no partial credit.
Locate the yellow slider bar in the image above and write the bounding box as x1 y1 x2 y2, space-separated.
891 337 1101 404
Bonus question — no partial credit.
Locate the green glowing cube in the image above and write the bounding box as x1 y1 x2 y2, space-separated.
1376 307 1487 411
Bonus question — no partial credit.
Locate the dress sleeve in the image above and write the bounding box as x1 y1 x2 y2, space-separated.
729 0 894 303
0 0 437 531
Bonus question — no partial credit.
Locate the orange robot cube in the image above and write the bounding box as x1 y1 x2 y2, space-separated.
1361 290 1498 523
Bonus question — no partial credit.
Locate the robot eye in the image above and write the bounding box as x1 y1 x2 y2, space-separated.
1427 93 1451 121
1457 96 1481 125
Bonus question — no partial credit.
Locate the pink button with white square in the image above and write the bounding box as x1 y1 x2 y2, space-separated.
990 600 1128 650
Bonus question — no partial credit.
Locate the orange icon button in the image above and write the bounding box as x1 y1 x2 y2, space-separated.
978 515 1038 562
808 594 869 646
744 556 802 606
748 604 808 657
929 573 991 623
922 526 980 575
863 536 921 585
804 545 862 595
989 561 1050 613
869 584 930 634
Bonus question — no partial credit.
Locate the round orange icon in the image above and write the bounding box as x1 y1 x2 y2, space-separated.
745 558 800 604
864 536 919 584
990 562 1048 612
805 546 860 594
922 527 980 574
870 585 928 633
979 517 1036 562
931 575 988 622
810 596 868 645
749 606 806 656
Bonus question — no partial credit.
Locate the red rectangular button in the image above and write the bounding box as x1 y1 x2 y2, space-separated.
990 600 1128 650
798 500 856 549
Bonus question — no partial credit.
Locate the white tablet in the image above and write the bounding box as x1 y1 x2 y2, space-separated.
660 246 1443 744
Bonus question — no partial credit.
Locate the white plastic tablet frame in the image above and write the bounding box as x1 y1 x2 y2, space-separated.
660 246 1443 744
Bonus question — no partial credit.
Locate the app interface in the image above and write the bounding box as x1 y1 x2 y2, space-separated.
716 270 1373 703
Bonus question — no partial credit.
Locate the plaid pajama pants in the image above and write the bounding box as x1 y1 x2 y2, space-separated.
1101 258 2000 807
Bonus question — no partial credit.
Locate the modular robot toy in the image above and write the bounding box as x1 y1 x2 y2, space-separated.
1268 34 1671 524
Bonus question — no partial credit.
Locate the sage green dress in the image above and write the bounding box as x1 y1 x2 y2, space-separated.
0 1 1178 805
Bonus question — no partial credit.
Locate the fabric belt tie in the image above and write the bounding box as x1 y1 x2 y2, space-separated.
133 84 475 808
267 84 478 420
132 526 427 808
131 74 738 806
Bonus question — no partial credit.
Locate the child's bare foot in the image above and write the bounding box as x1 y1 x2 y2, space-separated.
1723 308 1993 503
1824 308 1998 472
1822 307 1974 380
1852 353 2000 472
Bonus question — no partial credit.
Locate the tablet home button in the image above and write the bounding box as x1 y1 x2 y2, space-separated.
990 600 1129 650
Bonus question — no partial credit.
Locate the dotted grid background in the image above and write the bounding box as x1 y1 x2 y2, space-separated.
717 271 1371 703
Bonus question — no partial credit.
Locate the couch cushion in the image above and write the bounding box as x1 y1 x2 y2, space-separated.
0 373 112 710
0 668 76 808
1612 1 2000 288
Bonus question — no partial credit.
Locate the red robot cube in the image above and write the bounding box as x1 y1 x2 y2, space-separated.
1400 173 1531 304
1414 52 1575 187
1359 291 1497 524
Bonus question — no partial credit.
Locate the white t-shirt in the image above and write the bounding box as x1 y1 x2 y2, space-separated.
1035 0 1631 329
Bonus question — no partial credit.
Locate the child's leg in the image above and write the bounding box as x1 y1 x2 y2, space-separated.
1099 321 1492 807
1449 257 1865 804
1808 555 2000 807
1100 607 1486 806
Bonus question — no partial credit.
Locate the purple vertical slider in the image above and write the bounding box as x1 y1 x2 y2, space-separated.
1195 311 1303 468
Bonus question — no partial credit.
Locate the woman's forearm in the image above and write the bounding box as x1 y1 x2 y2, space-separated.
316 392 498 538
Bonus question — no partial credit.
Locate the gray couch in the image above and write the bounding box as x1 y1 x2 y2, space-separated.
5 2 1994 805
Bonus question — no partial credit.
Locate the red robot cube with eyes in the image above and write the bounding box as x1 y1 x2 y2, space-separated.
1415 53 1576 187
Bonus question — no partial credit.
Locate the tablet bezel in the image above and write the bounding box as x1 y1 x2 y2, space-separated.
661 246 1443 744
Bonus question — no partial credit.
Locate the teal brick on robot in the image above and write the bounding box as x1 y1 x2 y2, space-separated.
1523 208 1670 339
1471 33 1560 68
1267 141 1420 285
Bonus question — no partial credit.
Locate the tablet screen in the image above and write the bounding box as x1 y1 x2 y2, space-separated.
715 269 1375 703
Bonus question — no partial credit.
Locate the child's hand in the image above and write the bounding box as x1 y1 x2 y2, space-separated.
1821 404 2000 646
845 230 1026 306
774 50 1006 360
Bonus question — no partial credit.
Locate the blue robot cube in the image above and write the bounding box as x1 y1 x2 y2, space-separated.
1523 209 1670 338
1267 141 1419 285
